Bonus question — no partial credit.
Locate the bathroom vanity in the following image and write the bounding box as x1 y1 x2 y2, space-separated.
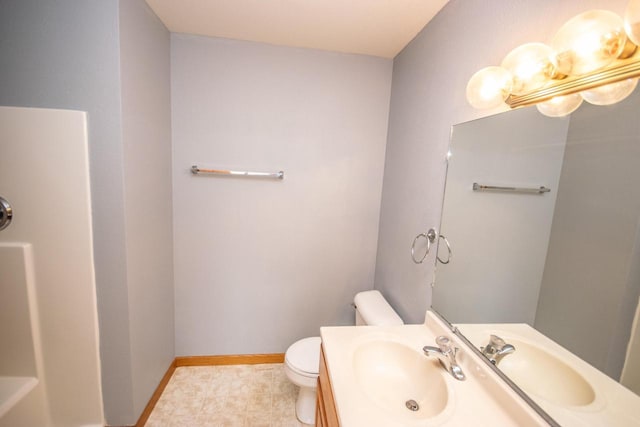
316 346 339 427
317 312 550 426
317 312 640 426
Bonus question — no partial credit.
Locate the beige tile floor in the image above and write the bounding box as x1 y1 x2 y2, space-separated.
144 363 304 427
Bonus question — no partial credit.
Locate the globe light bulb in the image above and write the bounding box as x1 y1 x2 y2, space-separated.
581 78 639 105
551 10 627 76
536 93 583 117
625 0 640 45
466 66 513 109
501 43 555 95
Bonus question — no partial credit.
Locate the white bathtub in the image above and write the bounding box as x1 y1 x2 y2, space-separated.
0 244 44 422
0 106 105 427
0 377 38 418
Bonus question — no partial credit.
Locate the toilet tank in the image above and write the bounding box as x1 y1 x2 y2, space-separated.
354 290 404 326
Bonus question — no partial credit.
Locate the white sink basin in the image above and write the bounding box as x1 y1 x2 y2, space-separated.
352 340 449 420
497 338 595 406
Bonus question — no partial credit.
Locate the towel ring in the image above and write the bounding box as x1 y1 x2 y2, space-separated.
437 234 452 264
411 228 437 264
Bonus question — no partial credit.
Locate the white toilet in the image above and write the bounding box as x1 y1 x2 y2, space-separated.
284 290 404 425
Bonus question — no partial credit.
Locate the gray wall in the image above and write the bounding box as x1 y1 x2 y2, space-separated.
375 0 632 324
171 34 392 355
119 0 175 420
0 1 174 425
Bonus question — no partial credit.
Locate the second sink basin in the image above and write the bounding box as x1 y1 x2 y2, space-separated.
352 340 450 421
496 338 596 407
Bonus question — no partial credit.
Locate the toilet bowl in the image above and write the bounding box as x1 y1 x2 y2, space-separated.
284 290 403 425
284 336 321 425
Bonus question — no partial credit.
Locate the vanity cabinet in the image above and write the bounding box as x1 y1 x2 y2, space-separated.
316 344 340 427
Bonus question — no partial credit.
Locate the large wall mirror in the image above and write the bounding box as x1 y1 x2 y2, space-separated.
433 88 640 426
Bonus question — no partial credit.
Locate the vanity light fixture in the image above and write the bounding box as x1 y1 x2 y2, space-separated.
466 0 640 117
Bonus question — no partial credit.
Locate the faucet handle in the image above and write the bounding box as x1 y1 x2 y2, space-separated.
489 334 506 348
435 336 454 353
482 334 516 365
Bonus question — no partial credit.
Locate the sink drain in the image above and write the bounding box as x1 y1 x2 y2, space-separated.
405 399 419 411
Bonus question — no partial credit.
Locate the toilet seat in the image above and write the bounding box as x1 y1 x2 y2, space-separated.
285 336 321 377
286 362 318 379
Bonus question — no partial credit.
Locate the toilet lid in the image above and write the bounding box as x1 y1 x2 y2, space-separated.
285 336 321 375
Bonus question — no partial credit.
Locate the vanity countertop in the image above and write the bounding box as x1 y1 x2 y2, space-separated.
320 311 549 427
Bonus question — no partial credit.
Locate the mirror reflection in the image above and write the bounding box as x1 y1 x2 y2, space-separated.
433 88 640 425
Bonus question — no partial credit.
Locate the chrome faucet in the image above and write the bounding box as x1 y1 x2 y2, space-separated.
423 336 466 381
481 334 515 365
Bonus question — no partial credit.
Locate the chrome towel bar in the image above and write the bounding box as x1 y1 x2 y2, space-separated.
472 182 550 194
191 165 284 180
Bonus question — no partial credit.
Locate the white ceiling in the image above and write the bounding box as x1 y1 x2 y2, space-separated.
145 0 449 58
